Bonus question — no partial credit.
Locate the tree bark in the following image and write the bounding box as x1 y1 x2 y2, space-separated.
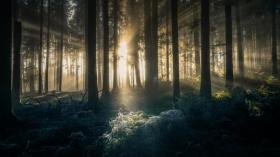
86 0 99 107
58 1 64 92
166 0 170 82
225 0 233 89
272 0 278 75
200 0 211 98
102 0 109 96
38 0 44 95
0 1 17 124
45 0 51 94
171 0 180 101
113 0 119 90
144 0 152 89
151 0 158 88
235 0 244 77
12 21 22 107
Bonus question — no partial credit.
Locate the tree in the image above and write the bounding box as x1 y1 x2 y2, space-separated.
144 0 152 89
45 0 51 93
102 0 109 96
113 0 119 90
272 0 278 75
0 1 17 124
192 0 200 76
200 0 211 98
57 0 65 92
38 0 44 95
151 0 158 88
86 0 99 107
166 0 170 82
12 21 22 107
225 0 233 89
130 0 142 88
235 0 244 77
171 0 180 101
12 1 21 107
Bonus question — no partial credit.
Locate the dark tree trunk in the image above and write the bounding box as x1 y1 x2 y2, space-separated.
76 50 79 91
38 0 43 95
130 0 142 88
193 1 200 76
113 0 119 90
235 0 244 77
166 0 170 82
171 0 180 101
97 0 102 89
200 0 211 98
0 1 16 124
102 0 109 96
144 0 152 89
30 46 35 93
58 1 64 92
45 0 51 94
225 0 233 89
12 21 22 107
272 0 278 75
86 0 99 107
151 0 158 88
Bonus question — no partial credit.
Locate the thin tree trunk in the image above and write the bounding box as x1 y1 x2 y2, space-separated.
131 0 142 88
272 0 278 75
193 1 200 76
76 50 79 91
225 0 233 89
144 0 152 89
113 0 119 90
166 0 170 82
58 1 64 92
151 0 158 88
171 0 180 101
200 0 211 98
45 0 51 94
38 0 43 95
235 0 244 77
102 0 109 96
86 0 99 107
12 21 22 107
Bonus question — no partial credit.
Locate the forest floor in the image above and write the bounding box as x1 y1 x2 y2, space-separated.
1 76 280 157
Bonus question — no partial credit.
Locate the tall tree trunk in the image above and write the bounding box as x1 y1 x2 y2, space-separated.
58 1 64 92
235 0 244 77
30 46 35 93
225 0 233 89
102 0 109 96
171 0 180 101
166 0 170 82
86 0 99 107
76 50 79 91
38 0 43 95
97 0 102 89
144 0 152 89
151 0 158 88
113 0 119 90
272 0 278 75
45 0 51 94
200 0 211 98
130 0 142 88
12 21 22 107
193 1 200 76
0 1 17 124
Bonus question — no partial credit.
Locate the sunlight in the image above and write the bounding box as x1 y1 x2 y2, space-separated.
118 40 128 86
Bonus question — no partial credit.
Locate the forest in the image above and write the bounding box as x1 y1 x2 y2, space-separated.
0 0 280 156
